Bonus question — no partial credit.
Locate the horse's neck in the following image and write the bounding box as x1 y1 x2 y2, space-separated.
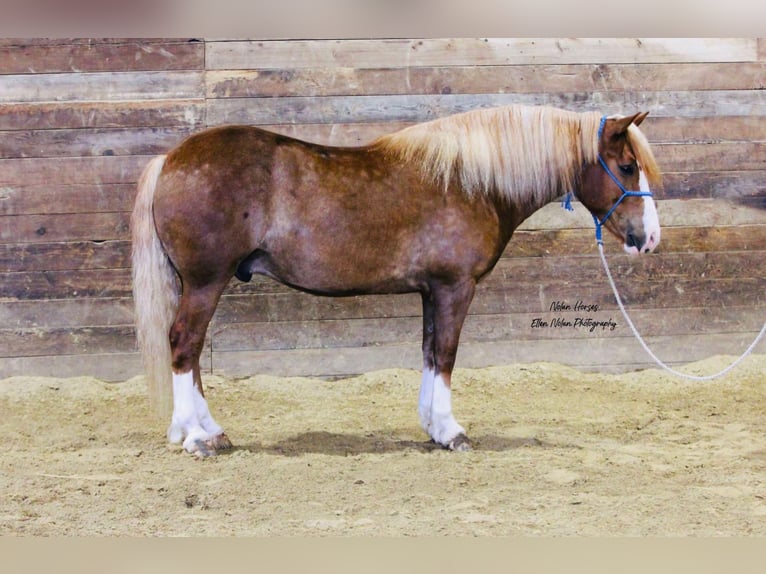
488 137 586 224
501 180 571 229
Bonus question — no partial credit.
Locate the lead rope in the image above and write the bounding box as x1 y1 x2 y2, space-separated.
597 241 766 381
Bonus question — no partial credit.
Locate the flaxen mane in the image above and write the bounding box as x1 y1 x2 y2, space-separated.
373 105 661 205
624 121 662 190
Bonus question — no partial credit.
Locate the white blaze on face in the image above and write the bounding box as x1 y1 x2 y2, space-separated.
638 167 661 253
623 166 661 255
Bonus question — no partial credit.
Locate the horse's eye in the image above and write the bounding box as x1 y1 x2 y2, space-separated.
618 163 636 176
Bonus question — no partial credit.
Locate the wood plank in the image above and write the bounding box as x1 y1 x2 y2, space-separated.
0 213 130 245
653 142 766 172
209 332 766 379
493 251 766 284
0 325 137 357
206 39 757 70
0 352 146 381
0 126 194 159
454 248 761 290
0 298 133 329
212 316 421 352
661 172 766 200
1 184 136 216
454 334 766 373
0 40 204 74
482 277 766 312
0 327 208 375
519 199 766 231
210 307 765 353
220 275 766 317
0 155 150 185
214 292 420 325
206 91 766 127
623 90 766 118
642 116 766 144
0 268 132 300
0 100 205 131
0 38 199 47
632 225 766 253
505 225 766 257
206 93 546 125
0 110 746 159
0 240 129 273
206 62 766 99
0 71 205 104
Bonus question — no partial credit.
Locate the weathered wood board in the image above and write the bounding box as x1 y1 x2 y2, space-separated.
1 38 764 381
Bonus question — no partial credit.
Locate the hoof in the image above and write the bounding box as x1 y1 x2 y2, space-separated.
190 439 217 458
448 433 472 452
189 433 233 458
209 432 233 451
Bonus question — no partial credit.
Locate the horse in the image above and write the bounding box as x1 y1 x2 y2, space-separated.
131 104 662 457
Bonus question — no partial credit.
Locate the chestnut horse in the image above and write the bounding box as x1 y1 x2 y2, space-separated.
131 104 661 456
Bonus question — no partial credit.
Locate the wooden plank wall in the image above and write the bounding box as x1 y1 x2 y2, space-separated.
0 38 205 380
1 38 765 381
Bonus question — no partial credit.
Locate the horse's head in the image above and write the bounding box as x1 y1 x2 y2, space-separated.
578 112 661 255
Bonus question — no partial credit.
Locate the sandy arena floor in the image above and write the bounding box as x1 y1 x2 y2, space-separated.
2 355 766 536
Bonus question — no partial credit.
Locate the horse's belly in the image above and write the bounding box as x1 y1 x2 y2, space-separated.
245 244 420 296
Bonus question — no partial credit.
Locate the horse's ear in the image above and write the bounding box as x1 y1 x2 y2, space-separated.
633 111 649 127
606 112 647 138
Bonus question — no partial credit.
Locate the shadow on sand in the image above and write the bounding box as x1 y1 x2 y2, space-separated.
238 431 550 456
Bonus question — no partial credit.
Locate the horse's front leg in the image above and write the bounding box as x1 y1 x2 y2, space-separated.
418 280 475 451
167 284 232 457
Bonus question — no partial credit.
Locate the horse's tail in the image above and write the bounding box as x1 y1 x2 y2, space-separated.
131 154 177 417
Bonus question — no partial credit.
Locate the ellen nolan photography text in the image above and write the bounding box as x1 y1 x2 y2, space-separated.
531 300 618 333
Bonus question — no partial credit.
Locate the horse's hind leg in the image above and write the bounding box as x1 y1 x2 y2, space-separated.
167 281 231 457
419 279 475 451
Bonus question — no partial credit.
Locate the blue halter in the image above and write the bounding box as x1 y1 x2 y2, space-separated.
563 115 654 245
